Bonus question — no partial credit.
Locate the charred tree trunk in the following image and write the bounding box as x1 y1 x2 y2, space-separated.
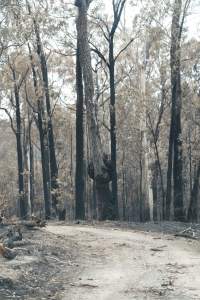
139 143 144 222
166 0 185 221
23 117 30 217
28 44 51 218
24 87 35 216
152 161 158 222
151 131 165 220
76 0 113 220
148 106 165 220
12 69 26 219
37 102 51 218
166 117 174 220
75 44 85 220
121 150 126 221
188 162 200 222
109 37 119 220
89 1 127 220
34 22 58 211
107 1 127 220
28 114 35 214
27 2 59 213
171 0 184 221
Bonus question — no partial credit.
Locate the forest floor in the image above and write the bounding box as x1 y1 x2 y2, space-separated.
1 221 200 299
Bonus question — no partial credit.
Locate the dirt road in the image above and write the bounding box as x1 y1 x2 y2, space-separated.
46 224 200 300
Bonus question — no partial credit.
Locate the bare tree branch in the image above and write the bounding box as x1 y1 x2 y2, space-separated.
111 0 126 36
179 0 191 40
90 42 110 67
18 67 29 89
114 37 135 61
0 107 16 135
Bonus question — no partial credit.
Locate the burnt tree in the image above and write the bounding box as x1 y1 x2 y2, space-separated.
188 162 200 222
76 0 113 220
9 65 29 219
166 0 190 221
28 44 51 218
27 2 59 213
75 43 85 220
91 0 132 219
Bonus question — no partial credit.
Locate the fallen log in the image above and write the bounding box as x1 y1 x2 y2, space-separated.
20 220 46 229
174 233 197 240
0 243 16 259
0 217 46 231
0 226 23 248
174 227 197 240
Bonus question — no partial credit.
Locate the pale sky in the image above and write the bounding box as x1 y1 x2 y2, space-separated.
99 0 200 39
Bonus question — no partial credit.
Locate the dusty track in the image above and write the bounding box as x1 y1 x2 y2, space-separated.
46 224 200 300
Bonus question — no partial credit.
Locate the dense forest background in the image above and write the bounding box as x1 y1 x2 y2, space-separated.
0 0 200 223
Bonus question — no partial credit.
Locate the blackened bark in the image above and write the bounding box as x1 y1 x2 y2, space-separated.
75 44 85 220
92 181 97 219
148 104 165 220
29 124 34 215
109 37 119 220
88 157 113 220
76 0 113 221
173 106 183 220
107 0 127 220
37 102 51 218
188 129 192 198
28 44 51 218
12 69 26 219
26 105 35 215
139 146 144 222
122 170 126 221
166 0 184 221
122 151 126 221
152 131 165 220
188 162 200 222
166 116 174 220
171 0 184 221
23 117 29 216
36 28 56 167
96 181 113 221
83 1 126 220
27 1 59 211
152 161 158 222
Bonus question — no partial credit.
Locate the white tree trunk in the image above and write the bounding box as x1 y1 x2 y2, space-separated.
140 60 153 221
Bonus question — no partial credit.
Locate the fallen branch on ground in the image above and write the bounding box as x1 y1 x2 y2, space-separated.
0 243 16 259
21 219 46 229
174 233 197 240
174 227 197 239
